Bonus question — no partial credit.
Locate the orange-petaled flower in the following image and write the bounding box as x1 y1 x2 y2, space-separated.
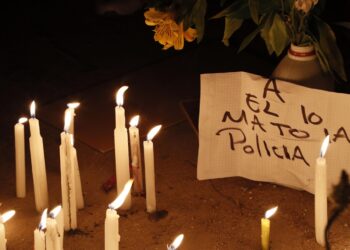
144 8 197 50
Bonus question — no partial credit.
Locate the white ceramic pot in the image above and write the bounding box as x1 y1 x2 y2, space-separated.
272 44 334 91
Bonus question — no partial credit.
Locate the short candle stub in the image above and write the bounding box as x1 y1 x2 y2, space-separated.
320 135 330 158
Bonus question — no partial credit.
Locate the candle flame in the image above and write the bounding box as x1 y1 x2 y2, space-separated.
129 115 140 127
320 135 330 158
168 234 184 249
38 209 48 231
67 102 80 109
147 125 162 141
1 210 15 223
30 101 36 117
116 86 128 106
64 110 72 132
265 206 278 219
49 206 62 218
108 179 133 210
18 117 28 124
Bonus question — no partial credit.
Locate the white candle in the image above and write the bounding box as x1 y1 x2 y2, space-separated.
34 209 47 250
29 101 49 212
315 136 330 246
143 125 162 213
261 206 278 250
128 115 143 193
46 206 63 250
114 86 131 210
65 102 80 135
59 111 77 231
71 137 84 210
0 210 15 250
14 117 28 198
167 234 184 250
105 180 133 250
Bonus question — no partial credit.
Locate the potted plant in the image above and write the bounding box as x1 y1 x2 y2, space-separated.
143 0 347 89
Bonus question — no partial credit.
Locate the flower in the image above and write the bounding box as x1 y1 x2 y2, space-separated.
144 8 197 50
294 0 319 13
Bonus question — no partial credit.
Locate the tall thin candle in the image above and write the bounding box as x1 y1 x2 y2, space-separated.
315 136 330 246
29 101 49 212
105 179 133 250
14 117 28 198
129 115 143 193
143 125 161 213
261 206 278 250
114 86 131 210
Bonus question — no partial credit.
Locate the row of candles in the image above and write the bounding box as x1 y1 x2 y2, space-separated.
7 84 331 249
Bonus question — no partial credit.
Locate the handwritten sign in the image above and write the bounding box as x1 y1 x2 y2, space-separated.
197 71 350 193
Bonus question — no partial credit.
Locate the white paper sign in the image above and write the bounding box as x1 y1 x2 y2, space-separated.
198 71 350 193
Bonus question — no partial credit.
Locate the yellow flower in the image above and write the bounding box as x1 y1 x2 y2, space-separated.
144 8 197 50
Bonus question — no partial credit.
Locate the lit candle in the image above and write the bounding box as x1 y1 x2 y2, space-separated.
0 210 15 250
71 137 84 210
29 101 49 212
114 86 131 210
167 234 184 250
34 209 47 250
128 115 143 194
59 111 77 231
14 117 28 198
315 135 330 246
143 125 162 213
65 102 80 135
46 206 63 250
105 179 133 250
261 206 278 250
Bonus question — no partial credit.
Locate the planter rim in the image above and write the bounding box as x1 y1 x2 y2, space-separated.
288 44 316 61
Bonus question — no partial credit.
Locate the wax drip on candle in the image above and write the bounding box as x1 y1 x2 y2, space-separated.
30 101 36 118
147 125 162 141
18 117 28 124
0 210 15 224
129 115 140 127
116 86 128 107
38 209 48 231
167 234 184 250
67 102 80 109
108 179 133 209
320 135 330 158
265 206 278 219
64 110 72 133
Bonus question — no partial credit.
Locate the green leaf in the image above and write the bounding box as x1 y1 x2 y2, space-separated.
315 17 347 81
222 17 243 46
268 13 290 56
238 28 261 53
248 0 259 24
191 0 207 42
211 0 250 20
